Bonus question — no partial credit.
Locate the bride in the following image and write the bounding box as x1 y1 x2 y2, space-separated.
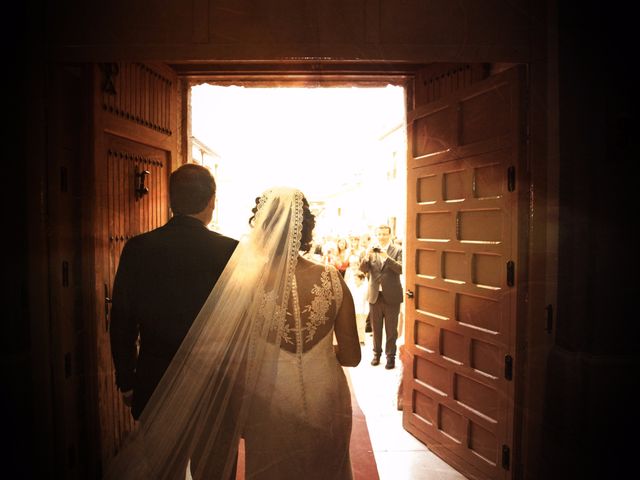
105 187 361 479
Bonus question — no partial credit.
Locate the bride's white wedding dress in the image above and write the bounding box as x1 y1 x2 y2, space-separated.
244 264 354 480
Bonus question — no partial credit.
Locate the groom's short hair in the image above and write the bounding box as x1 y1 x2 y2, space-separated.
169 164 216 215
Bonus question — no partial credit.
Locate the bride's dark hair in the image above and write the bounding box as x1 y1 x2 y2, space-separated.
249 194 315 253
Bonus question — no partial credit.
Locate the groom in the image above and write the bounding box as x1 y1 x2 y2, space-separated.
109 164 238 473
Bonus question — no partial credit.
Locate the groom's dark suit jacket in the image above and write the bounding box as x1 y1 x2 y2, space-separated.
110 215 238 419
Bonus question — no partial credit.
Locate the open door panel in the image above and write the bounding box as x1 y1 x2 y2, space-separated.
90 62 177 469
403 66 526 480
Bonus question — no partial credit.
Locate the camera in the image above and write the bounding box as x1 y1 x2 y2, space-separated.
372 246 381 253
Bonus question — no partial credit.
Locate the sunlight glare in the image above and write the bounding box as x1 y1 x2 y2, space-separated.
191 85 406 240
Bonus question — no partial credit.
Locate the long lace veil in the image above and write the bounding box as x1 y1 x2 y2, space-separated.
105 187 305 479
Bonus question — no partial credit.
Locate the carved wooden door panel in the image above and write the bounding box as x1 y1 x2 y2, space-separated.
91 62 177 471
402 66 527 480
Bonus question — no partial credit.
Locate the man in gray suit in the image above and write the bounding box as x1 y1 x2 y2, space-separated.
359 225 403 369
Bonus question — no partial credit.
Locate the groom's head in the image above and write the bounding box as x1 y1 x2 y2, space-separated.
169 164 216 216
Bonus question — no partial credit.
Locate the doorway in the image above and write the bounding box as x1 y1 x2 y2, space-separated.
188 82 421 479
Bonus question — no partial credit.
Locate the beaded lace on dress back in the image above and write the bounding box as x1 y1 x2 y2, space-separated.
272 264 343 354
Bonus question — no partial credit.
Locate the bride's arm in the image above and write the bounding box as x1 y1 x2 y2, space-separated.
333 275 362 367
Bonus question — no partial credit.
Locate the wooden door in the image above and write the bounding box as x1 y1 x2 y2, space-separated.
91 62 178 472
402 65 527 479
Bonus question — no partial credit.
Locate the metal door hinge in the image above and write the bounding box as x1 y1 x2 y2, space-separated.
504 355 513 380
545 304 553 333
506 261 515 286
60 166 68 193
62 261 69 287
64 352 72 379
507 166 516 192
502 445 510 469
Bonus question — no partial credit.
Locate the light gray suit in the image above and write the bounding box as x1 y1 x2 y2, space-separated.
360 244 403 358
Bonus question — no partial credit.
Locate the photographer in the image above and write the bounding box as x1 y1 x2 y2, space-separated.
359 225 403 369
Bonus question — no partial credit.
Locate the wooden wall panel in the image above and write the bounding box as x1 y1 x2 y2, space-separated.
44 64 90 479
46 1 532 62
101 63 173 135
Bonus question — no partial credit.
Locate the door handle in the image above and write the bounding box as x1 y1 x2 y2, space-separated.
406 289 414 299
136 168 150 199
104 283 112 332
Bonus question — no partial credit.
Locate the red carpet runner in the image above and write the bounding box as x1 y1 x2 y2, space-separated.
234 369 379 479
345 368 380 480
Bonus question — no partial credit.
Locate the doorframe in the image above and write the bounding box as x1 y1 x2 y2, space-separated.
169 60 554 478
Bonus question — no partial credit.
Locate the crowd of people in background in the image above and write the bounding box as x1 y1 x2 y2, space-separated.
304 229 404 349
